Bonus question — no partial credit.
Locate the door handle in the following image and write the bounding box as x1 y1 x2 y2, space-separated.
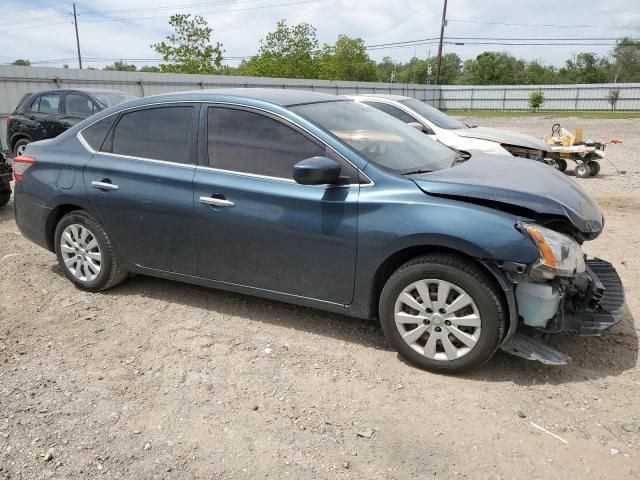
199 196 235 207
91 180 119 191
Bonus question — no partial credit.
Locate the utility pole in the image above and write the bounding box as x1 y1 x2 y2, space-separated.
73 3 83 69
435 0 448 85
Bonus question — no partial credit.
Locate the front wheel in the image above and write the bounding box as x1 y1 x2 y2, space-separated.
587 161 601 176
54 210 127 291
379 254 505 373
13 138 31 157
554 158 567 172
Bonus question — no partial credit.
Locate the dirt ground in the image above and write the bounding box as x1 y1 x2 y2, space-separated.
0 116 639 480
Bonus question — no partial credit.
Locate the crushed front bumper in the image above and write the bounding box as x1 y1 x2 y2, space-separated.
546 258 625 335
501 258 625 364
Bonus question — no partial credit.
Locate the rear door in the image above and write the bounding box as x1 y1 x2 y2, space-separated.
82 104 199 275
25 93 66 141
193 105 360 305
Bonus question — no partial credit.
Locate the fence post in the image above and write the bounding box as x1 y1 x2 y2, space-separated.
574 87 580 110
138 80 145 97
470 87 474 111
54 76 62 89
502 88 507 111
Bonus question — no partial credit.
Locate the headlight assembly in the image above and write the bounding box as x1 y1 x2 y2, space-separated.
518 222 585 280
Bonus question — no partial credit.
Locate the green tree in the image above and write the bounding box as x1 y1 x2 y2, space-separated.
461 52 525 85
243 20 319 79
376 56 398 82
104 60 137 72
611 37 640 83
152 14 223 74
139 65 161 72
558 52 610 83
518 60 557 85
318 35 377 81
12 59 31 66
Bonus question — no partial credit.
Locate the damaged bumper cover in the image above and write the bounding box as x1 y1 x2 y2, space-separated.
501 258 625 364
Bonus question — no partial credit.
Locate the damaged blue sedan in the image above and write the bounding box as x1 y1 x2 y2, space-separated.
12 89 624 373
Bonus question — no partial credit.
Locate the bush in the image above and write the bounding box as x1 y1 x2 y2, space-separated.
528 91 545 111
608 88 620 111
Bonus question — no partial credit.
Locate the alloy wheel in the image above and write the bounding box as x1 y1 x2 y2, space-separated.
393 279 482 361
60 224 102 282
16 144 27 156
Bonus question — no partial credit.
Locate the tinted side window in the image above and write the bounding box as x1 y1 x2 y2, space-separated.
31 94 61 114
66 94 98 118
363 101 416 124
207 107 325 179
81 115 117 151
112 106 193 164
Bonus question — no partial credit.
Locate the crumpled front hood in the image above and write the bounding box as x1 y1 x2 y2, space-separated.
455 126 551 152
411 153 604 237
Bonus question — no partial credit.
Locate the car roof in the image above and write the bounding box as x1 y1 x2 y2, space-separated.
146 88 345 107
348 93 415 101
29 88 133 96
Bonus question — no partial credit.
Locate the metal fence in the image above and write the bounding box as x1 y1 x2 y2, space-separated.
1 65 639 150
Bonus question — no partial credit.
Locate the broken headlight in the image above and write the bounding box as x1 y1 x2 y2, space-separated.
518 223 586 280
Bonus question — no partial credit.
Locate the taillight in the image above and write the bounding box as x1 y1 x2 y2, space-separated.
6 115 14 127
13 156 36 181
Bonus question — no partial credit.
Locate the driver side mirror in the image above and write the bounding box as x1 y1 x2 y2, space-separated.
293 157 342 185
408 122 425 132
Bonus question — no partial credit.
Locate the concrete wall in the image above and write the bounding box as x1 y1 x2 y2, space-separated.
2 65 639 150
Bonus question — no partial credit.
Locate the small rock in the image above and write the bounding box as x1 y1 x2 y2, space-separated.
252 405 259 411
143 442 152 451
621 421 640 433
264 347 273 354
342 462 350 469
518 411 527 419
44 448 54 462
133 430 141 435
610 448 619 456
356 429 374 438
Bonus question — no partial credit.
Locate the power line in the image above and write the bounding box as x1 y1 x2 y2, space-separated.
448 19 616 29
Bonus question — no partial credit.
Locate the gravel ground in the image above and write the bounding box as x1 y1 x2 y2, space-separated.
0 116 639 479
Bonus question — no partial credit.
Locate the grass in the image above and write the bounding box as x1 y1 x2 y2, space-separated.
446 110 640 119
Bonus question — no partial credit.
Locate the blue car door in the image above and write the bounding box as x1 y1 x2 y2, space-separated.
82 104 199 275
193 105 360 305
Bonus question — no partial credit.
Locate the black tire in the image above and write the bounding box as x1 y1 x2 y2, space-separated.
575 163 591 178
0 177 10 207
379 253 506 374
588 161 600 176
54 210 127 291
13 138 31 157
555 158 567 172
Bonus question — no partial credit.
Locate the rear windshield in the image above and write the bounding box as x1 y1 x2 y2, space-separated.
92 92 138 108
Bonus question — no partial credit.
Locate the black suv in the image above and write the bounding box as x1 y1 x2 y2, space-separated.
7 88 137 156
0 152 10 206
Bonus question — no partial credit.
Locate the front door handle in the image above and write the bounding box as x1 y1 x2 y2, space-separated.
199 196 235 207
91 180 119 191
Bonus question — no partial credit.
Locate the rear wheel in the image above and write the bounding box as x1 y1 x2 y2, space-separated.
54 211 127 291
379 253 505 373
13 138 31 157
575 163 591 178
554 158 567 172
588 161 601 176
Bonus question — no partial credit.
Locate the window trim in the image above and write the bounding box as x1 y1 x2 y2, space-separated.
77 100 373 186
203 104 360 185
98 103 199 166
63 92 100 118
29 93 62 114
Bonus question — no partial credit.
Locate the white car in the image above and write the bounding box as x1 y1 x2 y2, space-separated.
348 94 556 164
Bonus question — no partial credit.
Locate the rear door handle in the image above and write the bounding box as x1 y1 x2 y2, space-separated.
91 180 119 191
199 196 235 207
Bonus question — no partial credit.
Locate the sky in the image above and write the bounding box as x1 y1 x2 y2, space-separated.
1 0 639 70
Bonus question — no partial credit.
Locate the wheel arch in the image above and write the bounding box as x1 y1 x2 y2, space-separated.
45 203 85 252
368 244 515 341
10 133 33 152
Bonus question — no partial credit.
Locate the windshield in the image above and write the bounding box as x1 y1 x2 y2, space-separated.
291 101 456 175
92 92 138 108
399 98 466 130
